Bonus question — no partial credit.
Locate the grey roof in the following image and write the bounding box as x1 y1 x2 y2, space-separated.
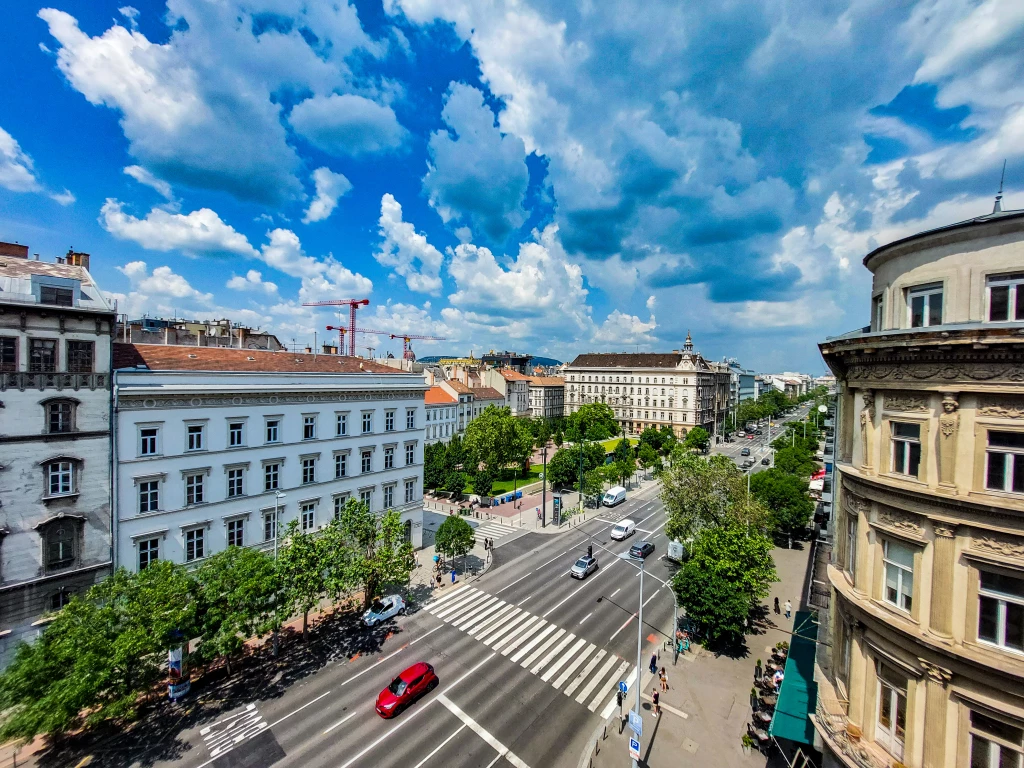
568 352 684 368
0 257 114 313
863 208 1024 268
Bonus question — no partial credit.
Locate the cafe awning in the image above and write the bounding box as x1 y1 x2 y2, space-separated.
769 610 819 746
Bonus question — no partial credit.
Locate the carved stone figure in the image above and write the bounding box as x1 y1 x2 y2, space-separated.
885 394 928 412
859 390 875 468
978 399 1024 419
877 506 923 535
938 392 959 487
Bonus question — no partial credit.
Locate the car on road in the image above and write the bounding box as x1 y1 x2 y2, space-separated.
610 519 636 540
755 429 763 435
363 594 406 627
736 431 745 438
761 457 771 465
570 555 599 579
628 541 655 559
741 459 755 469
376 662 437 718
746 434 755 440
740 447 751 456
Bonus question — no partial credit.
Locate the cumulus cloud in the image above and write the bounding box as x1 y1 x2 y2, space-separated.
50 189 76 206
118 260 213 302
593 308 658 346
302 167 352 224
374 193 444 294
227 269 278 295
290 93 407 157
0 126 41 192
100 199 258 257
124 165 174 199
423 83 530 243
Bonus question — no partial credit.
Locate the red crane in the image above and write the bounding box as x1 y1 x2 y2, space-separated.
389 333 447 361
325 325 392 355
302 298 369 356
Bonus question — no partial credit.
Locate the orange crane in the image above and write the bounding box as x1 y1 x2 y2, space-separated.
389 333 447 361
326 326 391 355
302 298 369 356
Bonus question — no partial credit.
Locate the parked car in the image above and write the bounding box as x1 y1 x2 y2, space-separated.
736 431 746 438
570 555 599 579
629 541 655 559
610 519 636 540
761 457 771 465
363 595 406 626
376 662 438 718
741 447 751 456
602 485 627 506
747 434 755 440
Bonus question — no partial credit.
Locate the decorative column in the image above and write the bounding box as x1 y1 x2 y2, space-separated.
929 525 957 638
859 389 876 472
919 659 952 768
847 620 868 728
938 393 960 489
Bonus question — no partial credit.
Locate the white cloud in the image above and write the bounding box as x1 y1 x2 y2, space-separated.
0 126 41 192
50 188 76 206
593 308 657 346
374 193 444 294
124 164 174 199
117 260 213 302
100 199 258 257
227 269 278 295
302 167 352 224
290 93 407 157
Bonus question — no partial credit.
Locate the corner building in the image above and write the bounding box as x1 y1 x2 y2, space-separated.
816 207 1024 768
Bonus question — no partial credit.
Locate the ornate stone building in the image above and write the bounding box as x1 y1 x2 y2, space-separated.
816 206 1024 768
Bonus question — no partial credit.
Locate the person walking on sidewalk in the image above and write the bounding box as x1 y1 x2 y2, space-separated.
652 689 660 717
659 667 668 692
785 599 792 619
649 653 658 675
774 597 780 614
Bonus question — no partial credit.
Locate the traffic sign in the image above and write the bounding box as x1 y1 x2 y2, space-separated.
628 711 643 736
629 738 640 760
618 681 628 694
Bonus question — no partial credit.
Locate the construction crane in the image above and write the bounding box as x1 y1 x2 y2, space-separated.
389 333 447 361
326 325 391 355
302 298 369 356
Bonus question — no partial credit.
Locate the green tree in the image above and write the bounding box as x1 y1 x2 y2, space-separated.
464 405 533 474
565 402 618 441
195 547 278 671
673 523 778 648
749 469 815 541
445 470 468 498
639 426 666 453
277 519 326 642
773 446 818 478
424 442 446 489
582 468 605 502
613 459 635 487
546 447 580 489
338 499 413 611
638 443 659 477
658 425 677 454
683 426 710 453
472 466 494 496
613 437 634 463
553 430 564 448
435 515 476 571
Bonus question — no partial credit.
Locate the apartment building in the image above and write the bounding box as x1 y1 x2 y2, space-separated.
527 377 565 419
424 385 457 444
482 368 531 416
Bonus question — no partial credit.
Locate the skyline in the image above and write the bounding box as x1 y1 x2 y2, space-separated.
2 0 1022 372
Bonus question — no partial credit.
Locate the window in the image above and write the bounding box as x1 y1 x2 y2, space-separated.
227 518 244 547
47 400 74 433
407 409 415 429
45 523 75 568
986 431 1024 494
303 415 317 440
186 424 205 451
406 444 415 465
0 336 16 372
405 479 415 504
883 539 914 613
264 463 280 491
359 488 372 508
361 450 372 473
40 285 73 306
384 447 395 469
978 570 1024 653
385 411 395 432
907 284 943 328
987 272 1024 322
301 502 316 531
265 419 280 443
337 413 348 436
139 480 159 513
362 412 373 433
49 590 72 611
66 341 93 373
334 494 349 519
846 516 857 579
138 538 159 570
264 512 277 542
383 484 394 509
228 422 245 447
876 667 907 760
185 473 205 505
227 467 245 498
29 338 57 373
139 426 159 456
302 457 317 484
891 422 921 477
970 710 1024 768
873 295 884 331
46 460 74 496
184 528 204 562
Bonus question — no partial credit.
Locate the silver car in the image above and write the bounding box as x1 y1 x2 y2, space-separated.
569 555 598 579
363 594 406 626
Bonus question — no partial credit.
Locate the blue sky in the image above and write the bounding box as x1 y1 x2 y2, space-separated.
2 0 1022 371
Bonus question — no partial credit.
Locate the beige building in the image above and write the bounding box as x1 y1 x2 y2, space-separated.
816 205 1024 768
482 368 531 416
527 376 565 419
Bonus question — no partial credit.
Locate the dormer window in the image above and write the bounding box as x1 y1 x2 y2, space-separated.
40 285 74 307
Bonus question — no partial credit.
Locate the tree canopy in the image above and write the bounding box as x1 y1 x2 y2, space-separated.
337 498 413 611
749 469 815 540
547 443 607 490
682 426 710 453
662 453 770 541
464 405 533 473
565 402 619 441
434 515 476 566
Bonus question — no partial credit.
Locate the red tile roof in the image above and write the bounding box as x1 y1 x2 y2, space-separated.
498 369 531 380
528 376 565 387
471 386 505 400
425 386 457 405
113 343 405 374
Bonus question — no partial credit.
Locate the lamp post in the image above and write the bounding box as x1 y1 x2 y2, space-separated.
632 554 646 768
272 491 286 560
541 443 548 527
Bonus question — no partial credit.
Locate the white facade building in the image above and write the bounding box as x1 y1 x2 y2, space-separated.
527 377 565 418
482 368 531 416
424 385 457 444
439 379 475 434
112 344 428 572
0 244 115 666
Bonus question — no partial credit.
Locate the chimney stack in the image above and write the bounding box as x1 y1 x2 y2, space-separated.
65 249 91 271
0 242 29 259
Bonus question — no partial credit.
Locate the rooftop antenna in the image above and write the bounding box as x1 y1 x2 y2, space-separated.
994 159 1006 214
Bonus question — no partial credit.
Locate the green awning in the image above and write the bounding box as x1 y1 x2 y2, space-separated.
769 610 819 746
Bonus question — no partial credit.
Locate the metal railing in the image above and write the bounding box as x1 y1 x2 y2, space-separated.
1 371 109 391
814 698 888 768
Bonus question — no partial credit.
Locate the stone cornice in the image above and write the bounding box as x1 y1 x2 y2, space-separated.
119 390 421 411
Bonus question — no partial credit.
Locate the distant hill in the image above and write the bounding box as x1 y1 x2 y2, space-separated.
417 354 562 366
531 356 562 367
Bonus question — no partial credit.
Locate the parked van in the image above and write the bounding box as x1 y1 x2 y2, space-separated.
602 486 627 507
610 519 636 540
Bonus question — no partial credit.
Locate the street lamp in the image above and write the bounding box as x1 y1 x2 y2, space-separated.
541 443 548 527
273 491 286 559
632 553 646 768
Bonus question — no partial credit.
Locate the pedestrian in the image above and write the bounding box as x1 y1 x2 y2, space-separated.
755 658 763 680
774 597 780 614
435 573 442 589
652 689 660 717
785 599 792 619
659 667 668 692
649 653 658 674
451 567 457 585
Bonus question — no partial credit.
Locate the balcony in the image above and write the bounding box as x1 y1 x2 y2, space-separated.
1 372 109 392
814 696 892 768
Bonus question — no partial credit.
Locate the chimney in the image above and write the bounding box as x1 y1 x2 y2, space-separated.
304 346 313 354
322 343 338 355
0 242 29 259
66 249 91 271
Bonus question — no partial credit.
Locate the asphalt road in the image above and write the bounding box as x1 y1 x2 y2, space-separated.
713 403 815 476
158 481 672 768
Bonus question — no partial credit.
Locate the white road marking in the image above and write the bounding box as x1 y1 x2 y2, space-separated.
494 572 533 595
575 655 618 704
455 597 505 631
451 596 500 628
588 661 631 712
552 644 598 689
608 588 621 599
641 592 660 609
609 612 637 642
509 623 558 662
492 616 542 652
467 604 517 636
578 612 593 625
542 638 587 682
436 695 531 768
474 606 523 640
531 632 575 675
521 628 565 669
563 650 606 696
268 690 332 728
426 584 471 610
541 560 616 618
409 723 467 768
323 710 360 734
480 609 531 645
601 667 639 719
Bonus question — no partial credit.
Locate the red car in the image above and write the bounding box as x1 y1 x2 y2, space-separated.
375 662 438 718
746 434 755 439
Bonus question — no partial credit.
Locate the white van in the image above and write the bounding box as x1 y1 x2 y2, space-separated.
610 519 636 541
602 486 627 507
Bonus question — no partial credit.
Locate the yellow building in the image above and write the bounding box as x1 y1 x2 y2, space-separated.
816 204 1024 768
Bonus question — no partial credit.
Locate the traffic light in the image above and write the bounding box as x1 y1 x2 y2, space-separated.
588 545 593 558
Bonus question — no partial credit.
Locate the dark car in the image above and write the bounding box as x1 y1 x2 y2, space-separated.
755 429 763 435
761 457 771 465
741 459 755 469
376 662 438 718
629 541 655 559
741 447 751 456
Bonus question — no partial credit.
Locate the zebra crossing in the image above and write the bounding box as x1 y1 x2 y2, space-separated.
471 519 520 544
426 586 633 714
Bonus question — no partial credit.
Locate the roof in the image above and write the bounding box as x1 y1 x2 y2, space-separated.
568 353 684 369
528 376 565 387
425 386 457 405
498 369 531 380
0 257 114 313
445 380 473 394
863 208 1024 268
113 343 404 374
471 386 505 400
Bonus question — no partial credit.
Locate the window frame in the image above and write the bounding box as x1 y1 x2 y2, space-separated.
184 472 205 506
969 709 1024 768
361 450 372 474
184 527 205 562
265 417 281 444
302 414 317 441
361 411 373 434
29 338 57 373
138 537 159 570
138 425 160 457
384 446 395 470
977 568 1024 655
45 459 76 497
404 479 415 504
984 430 1024 495
405 443 415 465
336 412 348 436
46 399 75 434
0 336 16 372
139 479 160 513
383 484 395 509
66 340 94 373
264 462 281 492
882 539 915 614
227 467 245 498
228 421 246 448
185 423 206 452
890 421 922 478
406 409 416 430
986 272 1024 323
43 521 77 569
906 283 943 328
385 410 396 432
301 456 317 485
300 502 316 532
226 518 245 548
39 285 74 307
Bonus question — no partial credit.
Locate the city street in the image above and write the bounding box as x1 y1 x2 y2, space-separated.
713 402 814 475
153 482 673 768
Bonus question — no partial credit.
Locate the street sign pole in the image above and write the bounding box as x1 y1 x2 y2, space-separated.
632 557 645 768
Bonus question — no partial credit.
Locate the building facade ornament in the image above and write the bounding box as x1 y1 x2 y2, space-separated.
885 394 929 413
842 491 870 517
918 659 952 687
938 392 960 487
847 362 1024 383
978 399 1024 419
972 535 1024 561
932 524 957 539
119 390 413 410
876 506 923 535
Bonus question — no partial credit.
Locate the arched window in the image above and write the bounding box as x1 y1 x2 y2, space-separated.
35 514 84 571
42 397 78 434
42 456 80 497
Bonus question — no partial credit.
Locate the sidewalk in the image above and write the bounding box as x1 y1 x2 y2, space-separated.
590 541 813 768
